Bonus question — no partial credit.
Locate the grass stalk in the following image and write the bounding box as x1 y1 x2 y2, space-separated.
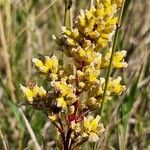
100 0 126 116
0 130 8 150
0 11 16 103
19 107 41 150
64 0 68 26
68 0 73 29
62 0 68 66
17 0 58 38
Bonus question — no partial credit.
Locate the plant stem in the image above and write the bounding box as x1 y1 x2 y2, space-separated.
68 0 73 29
99 0 126 116
64 0 68 26
62 0 68 66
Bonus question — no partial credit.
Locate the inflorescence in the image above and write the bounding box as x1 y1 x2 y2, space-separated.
20 0 127 149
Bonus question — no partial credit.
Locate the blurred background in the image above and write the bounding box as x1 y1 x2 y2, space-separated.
0 0 149 149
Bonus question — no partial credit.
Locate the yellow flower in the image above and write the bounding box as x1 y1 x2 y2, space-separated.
32 55 58 74
84 65 100 83
86 97 100 110
113 50 128 68
88 78 105 97
65 37 77 46
20 84 46 102
52 78 75 104
101 50 128 68
85 4 96 21
61 26 72 37
78 9 86 28
56 97 67 109
83 115 105 142
108 76 126 94
20 85 34 102
93 53 102 69
49 115 57 122
71 46 95 64
33 86 47 97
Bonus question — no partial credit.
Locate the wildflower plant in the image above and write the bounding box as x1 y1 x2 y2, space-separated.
20 0 127 149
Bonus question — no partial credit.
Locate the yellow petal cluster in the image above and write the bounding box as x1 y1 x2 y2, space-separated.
56 97 67 109
82 115 105 142
51 78 76 107
58 0 119 57
101 50 128 68
20 84 46 102
32 55 58 74
107 76 126 94
49 115 57 122
70 115 104 142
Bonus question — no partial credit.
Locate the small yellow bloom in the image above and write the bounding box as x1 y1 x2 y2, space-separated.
113 50 128 68
71 28 80 40
85 4 96 21
83 115 105 142
20 84 46 102
93 53 102 69
88 78 105 97
49 115 57 122
95 3 105 17
32 58 43 68
32 55 58 74
84 65 100 83
78 10 86 27
96 37 108 49
101 50 128 68
108 76 126 94
86 97 100 110
20 85 34 101
61 26 72 37
66 37 77 46
56 97 67 108
52 79 75 103
35 86 47 97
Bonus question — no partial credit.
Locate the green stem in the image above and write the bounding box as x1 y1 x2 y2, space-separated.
62 0 68 66
99 0 126 116
100 25 119 115
68 0 73 29
64 0 68 26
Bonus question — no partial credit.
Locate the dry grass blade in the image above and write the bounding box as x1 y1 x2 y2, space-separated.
17 0 58 38
18 107 41 150
0 11 16 103
0 130 8 150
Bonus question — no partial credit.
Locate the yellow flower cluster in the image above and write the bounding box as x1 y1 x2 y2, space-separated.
71 115 105 142
20 84 46 103
82 115 105 142
20 0 127 147
58 0 119 56
101 49 128 68
51 78 76 107
32 55 58 75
